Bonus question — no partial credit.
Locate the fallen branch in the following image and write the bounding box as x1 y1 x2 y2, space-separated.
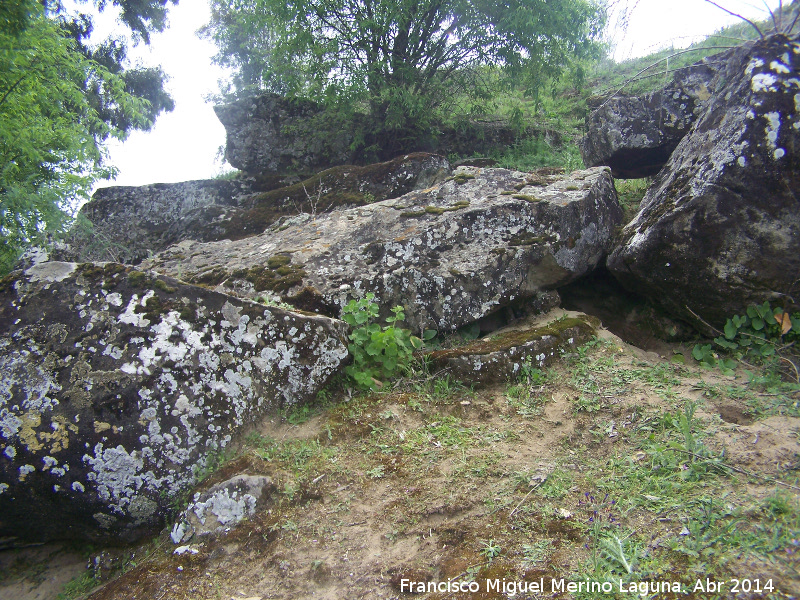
671 447 800 492
509 478 546 517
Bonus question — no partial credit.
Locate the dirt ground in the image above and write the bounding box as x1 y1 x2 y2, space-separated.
1 323 798 600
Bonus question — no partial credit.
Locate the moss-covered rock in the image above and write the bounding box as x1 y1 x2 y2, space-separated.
426 313 598 384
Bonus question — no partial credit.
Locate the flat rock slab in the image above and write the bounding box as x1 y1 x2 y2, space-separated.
0 262 348 544
144 166 622 334
56 153 449 265
426 313 598 384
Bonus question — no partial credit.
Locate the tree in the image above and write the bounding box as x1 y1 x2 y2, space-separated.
0 0 177 274
203 0 606 131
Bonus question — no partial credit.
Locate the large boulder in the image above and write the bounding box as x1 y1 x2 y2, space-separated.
55 154 450 265
608 34 800 328
143 166 623 334
215 92 544 175
0 262 348 544
581 48 731 178
214 93 360 175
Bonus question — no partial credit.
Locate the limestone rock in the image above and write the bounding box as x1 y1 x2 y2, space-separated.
144 166 623 334
170 475 274 543
608 34 800 328
427 313 598 384
0 262 348 544
581 47 732 178
56 154 450 266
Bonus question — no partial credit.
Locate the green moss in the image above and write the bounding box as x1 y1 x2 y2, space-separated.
564 185 580 191
500 190 515 195
127 270 148 287
229 263 308 293
179 302 199 323
267 255 291 269
400 209 427 218
452 173 476 184
512 194 542 202
514 182 527 191
424 206 447 215
509 233 556 246
428 316 597 359
152 278 177 294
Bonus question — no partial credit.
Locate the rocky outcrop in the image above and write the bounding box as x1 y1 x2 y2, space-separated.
214 94 360 175
57 153 450 265
198 153 450 242
427 312 598 384
0 262 348 544
608 34 800 328
58 178 268 265
144 166 623 334
581 46 732 178
215 92 538 175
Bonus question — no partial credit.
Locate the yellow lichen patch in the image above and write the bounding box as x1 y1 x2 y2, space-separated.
696 83 711 101
39 416 78 453
95 421 112 434
18 411 43 453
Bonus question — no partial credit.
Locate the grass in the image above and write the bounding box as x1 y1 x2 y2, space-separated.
41 334 799 600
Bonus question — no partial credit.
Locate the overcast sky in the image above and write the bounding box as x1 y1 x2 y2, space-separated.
96 0 784 188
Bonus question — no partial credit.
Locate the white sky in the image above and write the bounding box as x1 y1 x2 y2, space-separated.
96 0 785 188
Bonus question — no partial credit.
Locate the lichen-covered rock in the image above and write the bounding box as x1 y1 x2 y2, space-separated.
202 153 450 242
54 178 269 266
426 313 598 384
144 166 623 334
215 92 537 175
608 34 800 329
215 93 359 174
0 262 348 544
581 47 732 178
55 154 450 266
170 475 274 543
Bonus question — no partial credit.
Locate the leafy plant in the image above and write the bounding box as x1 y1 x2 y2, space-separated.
714 301 799 360
341 293 426 389
693 301 800 378
479 539 502 562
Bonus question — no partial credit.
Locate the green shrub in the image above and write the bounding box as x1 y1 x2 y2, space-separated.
341 293 429 389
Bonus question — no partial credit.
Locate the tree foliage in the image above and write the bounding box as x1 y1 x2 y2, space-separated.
0 0 176 273
203 0 606 128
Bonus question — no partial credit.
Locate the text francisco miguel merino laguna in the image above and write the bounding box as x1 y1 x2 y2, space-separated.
398 576 772 595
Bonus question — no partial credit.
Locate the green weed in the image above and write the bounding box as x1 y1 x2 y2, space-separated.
342 293 430 389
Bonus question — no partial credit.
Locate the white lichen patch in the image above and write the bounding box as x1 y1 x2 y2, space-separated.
770 60 791 74
752 72 779 93
24 262 77 283
745 57 765 76
764 111 781 150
